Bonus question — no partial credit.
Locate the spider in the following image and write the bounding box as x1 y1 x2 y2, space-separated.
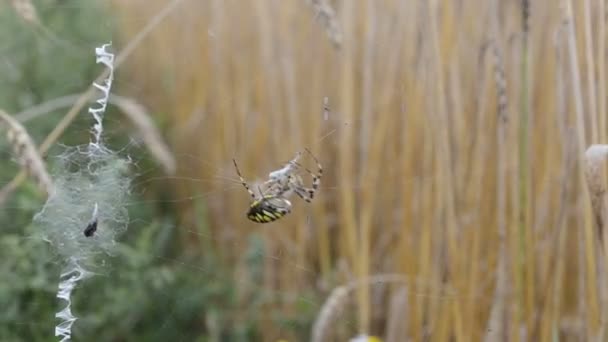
233 148 323 223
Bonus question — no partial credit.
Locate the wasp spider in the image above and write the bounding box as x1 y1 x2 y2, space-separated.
233 148 322 223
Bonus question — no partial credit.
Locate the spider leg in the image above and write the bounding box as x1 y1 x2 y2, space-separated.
292 186 313 202
232 159 257 200
297 148 323 200
289 175 316 203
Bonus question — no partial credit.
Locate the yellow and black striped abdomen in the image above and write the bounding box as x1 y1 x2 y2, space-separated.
247 196 292 223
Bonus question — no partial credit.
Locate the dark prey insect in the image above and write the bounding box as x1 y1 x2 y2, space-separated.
84 219 98 237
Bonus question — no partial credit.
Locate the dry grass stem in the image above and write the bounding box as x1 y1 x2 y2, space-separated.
0 110 52 196
311 285 349 342
582 0 598 141
484 38 510 342
15 94 176 175
100 96 176 175
311 275 406 342
521 0 530 35
10 0 38 24
385 286 408 342
304 0 342 48
585 145 608 242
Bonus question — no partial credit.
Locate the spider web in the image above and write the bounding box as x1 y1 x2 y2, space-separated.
0 95 358 341
1 109 469 341
1 146 355 341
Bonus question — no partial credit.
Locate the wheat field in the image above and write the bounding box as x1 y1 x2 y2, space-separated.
105 0 608 341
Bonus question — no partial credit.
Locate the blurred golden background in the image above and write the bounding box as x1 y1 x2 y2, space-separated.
3 0 608 341
109 0 608 340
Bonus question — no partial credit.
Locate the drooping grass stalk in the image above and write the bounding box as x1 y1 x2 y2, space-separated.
311 284 349 342
311 274 407 342
12 94 175 175
10 0 75 48
0 110 53 196
0 0 187 205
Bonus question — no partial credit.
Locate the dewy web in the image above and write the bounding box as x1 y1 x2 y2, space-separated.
33 43 132 342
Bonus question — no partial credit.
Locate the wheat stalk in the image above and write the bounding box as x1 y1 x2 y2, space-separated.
13 94 176 175
521 0 530 35
584 145 608 243
311 274 407 342
312 284 349 342
385 286 408 342
562 0 602 337
304 0 342 48
9 0 78 48
110 96 176 175
484 0 511 337
0 110 52 196
10 0 38 24
483 38 510 342
582 0 598 142
584 144 608 341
